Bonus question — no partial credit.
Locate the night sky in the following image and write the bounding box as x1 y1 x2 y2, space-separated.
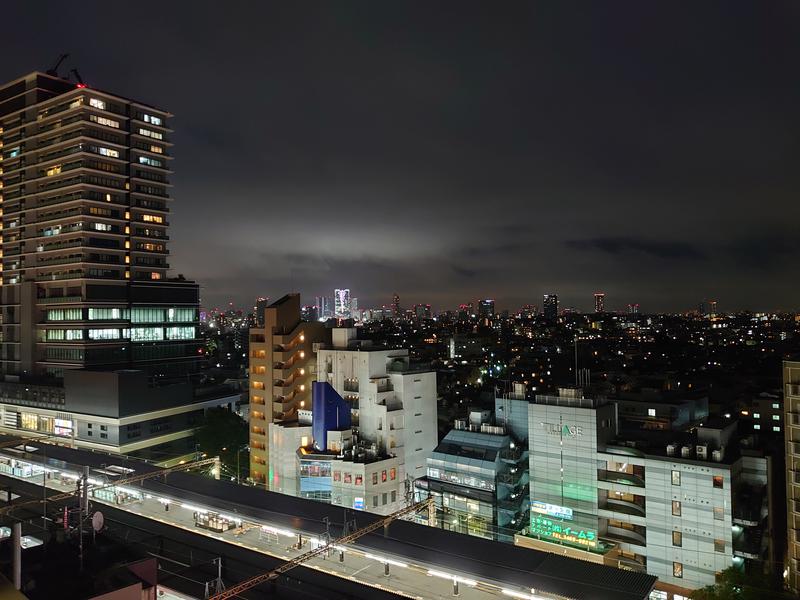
5 2 799 312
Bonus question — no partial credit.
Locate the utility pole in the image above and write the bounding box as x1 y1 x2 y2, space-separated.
574 335 579 387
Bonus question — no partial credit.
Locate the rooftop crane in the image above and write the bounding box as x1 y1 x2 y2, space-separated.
210 497 435 600
69 68 85 87
46 53 69 77
0 456 220 516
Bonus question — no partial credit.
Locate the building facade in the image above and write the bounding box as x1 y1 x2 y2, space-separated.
0 71 201 384
417 398 529 542
317 328 438 484
521 389 768 597
785 360 800 593
248 294 327 485
0 369 237 456
543 294 558 320
594 292 605 313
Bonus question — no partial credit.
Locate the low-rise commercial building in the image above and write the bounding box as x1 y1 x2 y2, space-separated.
519 388 770 598
0 369 238 456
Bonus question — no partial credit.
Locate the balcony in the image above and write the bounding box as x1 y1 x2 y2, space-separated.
37 295 82 305
500 447 525 463
612 555 648 574
497 469 524 488
598 469 645 488
343 379 359 393
602 525 646 547
600 498 646 518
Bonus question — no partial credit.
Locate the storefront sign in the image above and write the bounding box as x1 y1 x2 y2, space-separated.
529 516 597 549
540 422 583 437
531 501 573 520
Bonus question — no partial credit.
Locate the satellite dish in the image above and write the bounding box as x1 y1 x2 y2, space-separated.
91 511 104 532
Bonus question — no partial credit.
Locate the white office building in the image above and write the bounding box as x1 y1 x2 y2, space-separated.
518 388 768 599
267 329 438 515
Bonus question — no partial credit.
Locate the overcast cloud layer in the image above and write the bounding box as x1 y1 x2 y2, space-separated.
5 2 800 312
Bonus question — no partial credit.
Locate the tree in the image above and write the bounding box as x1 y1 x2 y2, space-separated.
195 407 249 479
691 567 792 600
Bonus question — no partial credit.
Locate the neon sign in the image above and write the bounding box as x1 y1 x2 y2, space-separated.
529 516 597 549
531 501 573 520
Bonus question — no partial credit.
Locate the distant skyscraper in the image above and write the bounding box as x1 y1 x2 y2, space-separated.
543 294 558 320
315 296 335 320
414 303 432 320
392 293 401 318
708 299 718 318
627 303 640 315
334 288 351 318
593 292 605 313
255 296 269 327
478 299 495 320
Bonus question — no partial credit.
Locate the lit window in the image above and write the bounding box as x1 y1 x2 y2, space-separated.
138 128 163 140
772 414 780 421
772 403 780 409
714 539 725 553
673 562 683 578
91 223 112 231
648 408 656 417
773 426 781 432
90 114 120 128
143 114 163 126
753 413 760 419
713 507 724 520
713 475 723 489
754 424 761 430
138 156 163 167
142 214 164 223
150 272 162 280
671 470 681 486
98 147 119 158
46 165 62 177
89 98 106 110
672 531 682 547
149 145 163 154
672 500 681 516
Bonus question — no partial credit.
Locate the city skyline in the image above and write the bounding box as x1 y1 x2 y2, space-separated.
1 3 797 312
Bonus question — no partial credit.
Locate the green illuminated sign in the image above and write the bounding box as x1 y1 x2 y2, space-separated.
529 515 597 549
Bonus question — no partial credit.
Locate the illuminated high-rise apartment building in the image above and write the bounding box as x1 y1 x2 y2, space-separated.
0 71 200 385
248 294 328 485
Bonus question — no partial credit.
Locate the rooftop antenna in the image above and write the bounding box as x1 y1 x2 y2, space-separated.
46 53 69 77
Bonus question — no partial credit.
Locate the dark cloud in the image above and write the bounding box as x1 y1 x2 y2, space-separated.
3 1 798 312
566 238 706 261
